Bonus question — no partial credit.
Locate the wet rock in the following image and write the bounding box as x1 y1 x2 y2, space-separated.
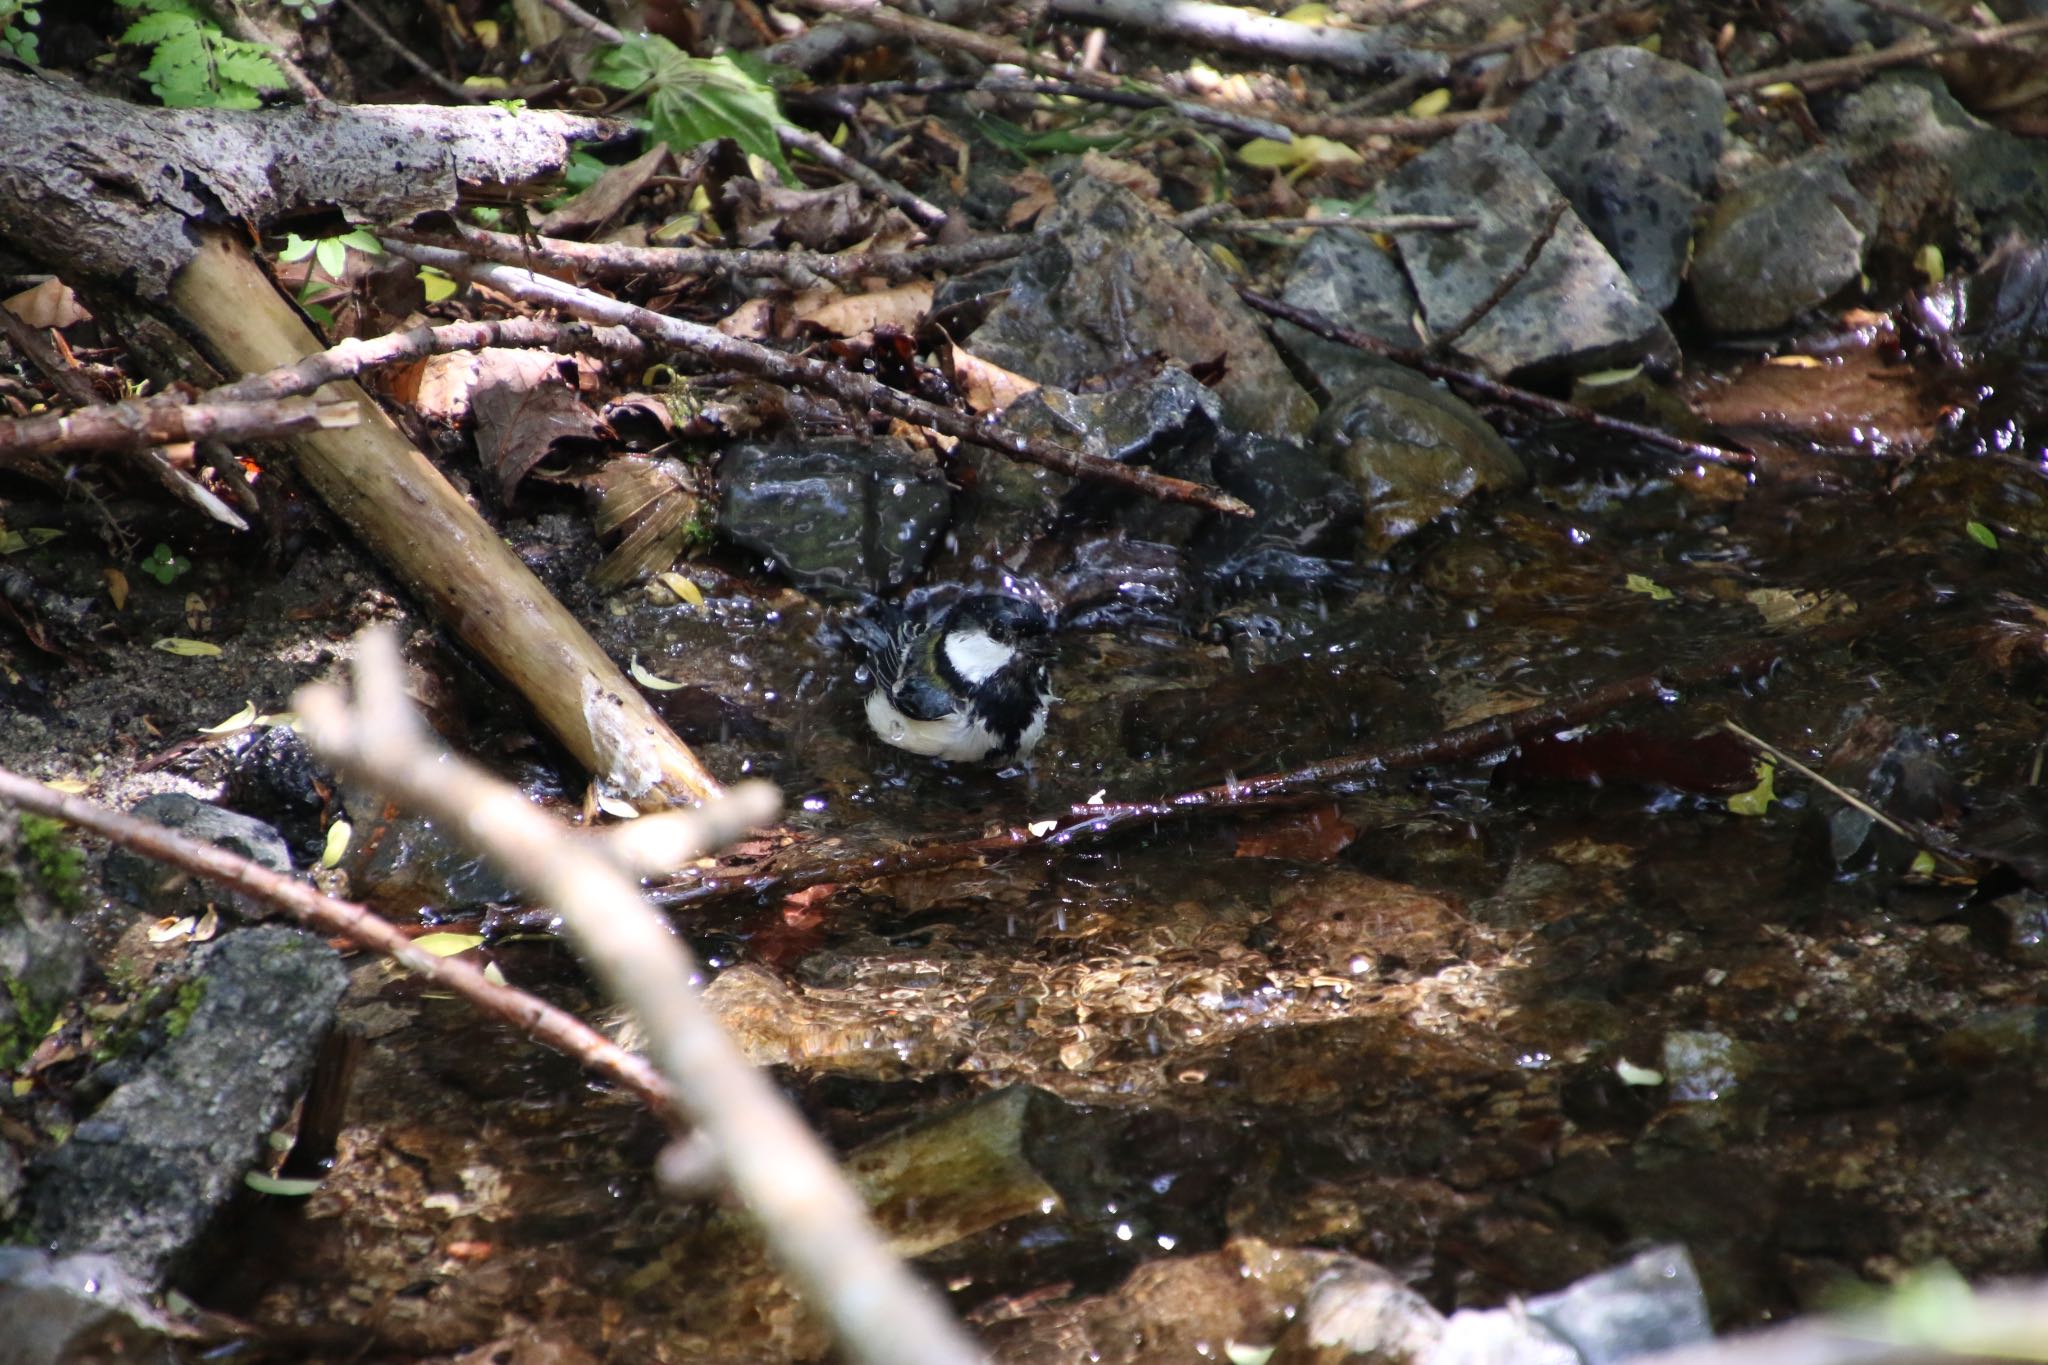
953 365 1224 570
0 1250 179 1365
103 793 292 923
1504 46 1726 310
1188 432 1363 585
1272 227 1421 396
704 963 965 1078
1832 73 2048 246
714 436 950 600
1028 530 1190 630
1380 123 1678 378
1522 1243 1711 1362
25 925 347 1286
1268 1261 1444 1364
1690 155 1877 333
0 808 86 1068
1313 362 1527 553
1916 237 2048 366
970 174 1318 436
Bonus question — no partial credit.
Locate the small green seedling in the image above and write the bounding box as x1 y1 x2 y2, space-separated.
141 543 190 585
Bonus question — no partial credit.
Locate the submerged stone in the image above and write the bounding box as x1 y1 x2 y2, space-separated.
1314 362 1527 552
715 436 951 600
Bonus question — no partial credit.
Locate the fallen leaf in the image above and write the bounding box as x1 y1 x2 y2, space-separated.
796 282 935 338
3 277 91 329
952 344 1039 413
153 638 222 657
199 702 256 735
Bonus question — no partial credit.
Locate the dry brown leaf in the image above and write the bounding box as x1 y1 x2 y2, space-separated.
797 282 934 338
1004 168 1058 228
3 278 91 329
951 343 1039 413
717 298 777 339
1078 150 1164 210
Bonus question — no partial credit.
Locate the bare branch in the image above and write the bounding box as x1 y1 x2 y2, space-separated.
296 627 983 1365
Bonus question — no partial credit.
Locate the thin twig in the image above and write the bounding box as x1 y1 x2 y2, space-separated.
1240 288 1757 470
806 74 1295 141
1428 196 1569 356
779 123 949 231
0 765 682 1120
296 628 982 1365
0 394 357 460
531 0 624 42
1723 13 2048 95
339 0 479 104
386 237 1254 515
1719 721 1981 877
380 220 1027 287
654 592 1902 908
1196 213 1478 235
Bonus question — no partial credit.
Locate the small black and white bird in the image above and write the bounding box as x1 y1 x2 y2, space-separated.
844 593 1054 763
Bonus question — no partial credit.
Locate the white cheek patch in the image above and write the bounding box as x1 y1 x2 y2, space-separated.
943 627 1015 685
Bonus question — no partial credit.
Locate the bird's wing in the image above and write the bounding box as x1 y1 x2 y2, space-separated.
885 627 959 722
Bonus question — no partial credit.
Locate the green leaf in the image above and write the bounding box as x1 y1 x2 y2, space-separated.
1624 572 1675 602
1967 520 1998 549
313 235 346 279
214 45 285 92
244 1171 324 1197
120 10 192 45
1727 760 1777 817
279 233 317 263
591 39 791 178
337 228 383 255
417 265 458 303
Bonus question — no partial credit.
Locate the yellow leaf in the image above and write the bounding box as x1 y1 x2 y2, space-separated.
1624 573 1675 602
1757 82 1800 99
200 702 257 735
1027 818 1059 837
1207 243 1245 276
1281 2 1332 20
1765 354 1824 368
1727 760 1777 817
473 17 500 47
483 961 509 987
411 932 485 957
44 777 89 794
256 711 299 729
148 915 199 944
1237 137 1301 168
1576 366 1642 387
103 568 129 610
153 638 222 657
654 572 704 607
1407 87 1453 117
1914 243 1944 285
596 792 641 820
321 819 352 869
630 656 688 691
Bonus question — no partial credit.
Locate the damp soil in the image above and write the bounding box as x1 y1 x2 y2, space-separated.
9 336 2048 1360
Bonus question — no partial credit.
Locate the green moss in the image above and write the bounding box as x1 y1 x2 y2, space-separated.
165 978 206 1038
0 977 57 1072
17 814 85 911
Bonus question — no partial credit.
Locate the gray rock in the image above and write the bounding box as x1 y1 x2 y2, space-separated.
1314 362 1527 553
1691 154 1876 333
1832 72 2048 244
1381 123 1678 378
0 808 87 1067
715 436 951 600
1526 1243 1712 1362
0 1250 179 1365
26 925 347 1287
1272 227 1420 394
954 366 1224 567
1189 432 1362 583
1504 46 1726 310
103 793 293 923
970 175 1318 436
